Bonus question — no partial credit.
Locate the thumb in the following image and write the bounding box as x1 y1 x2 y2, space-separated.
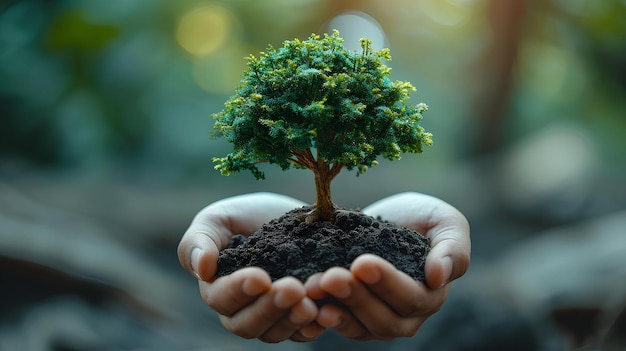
178 230 221 281
425 239 470 289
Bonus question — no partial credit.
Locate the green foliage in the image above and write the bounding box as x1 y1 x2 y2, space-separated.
213 30 432 180
46 10 119 54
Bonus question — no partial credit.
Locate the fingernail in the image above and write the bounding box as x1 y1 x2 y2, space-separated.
274 289 294 309
328 315 342 328
360 267 381 285
289 298 316 325
300 324 323 339
191 248 202 279
440 256 453 288
333 284 351 299
243 277 266 297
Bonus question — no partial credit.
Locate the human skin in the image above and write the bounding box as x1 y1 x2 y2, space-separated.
178 192 470 342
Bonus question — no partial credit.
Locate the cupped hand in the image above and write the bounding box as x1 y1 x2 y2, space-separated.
177 192 325 342
305 192 471 340
178 192 470 342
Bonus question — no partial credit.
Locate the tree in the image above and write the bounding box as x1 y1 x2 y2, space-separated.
213 30 432 222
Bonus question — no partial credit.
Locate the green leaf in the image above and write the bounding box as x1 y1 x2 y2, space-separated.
211 30 433 179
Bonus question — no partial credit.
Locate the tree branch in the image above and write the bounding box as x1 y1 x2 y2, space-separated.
329 161 344 180
288 157 308 168
290 149 317 170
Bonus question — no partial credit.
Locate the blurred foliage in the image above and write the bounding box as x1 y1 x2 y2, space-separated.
0 0 625 181
510 1 626 169
45 10 119 53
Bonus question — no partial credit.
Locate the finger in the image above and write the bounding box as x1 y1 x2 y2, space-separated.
291 322 326 342
304 273 327 300
317 303 370 340
219 276 306 340
351 254 448 317
311 272 368 338
426 215 471 288
200 267 271 316
319 267 419 338
178 227 221 280
426 248 455 289
259 297 318 343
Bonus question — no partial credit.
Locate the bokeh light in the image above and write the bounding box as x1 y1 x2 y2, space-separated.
421 0 475 27
176 3 238 56
326 11 387 51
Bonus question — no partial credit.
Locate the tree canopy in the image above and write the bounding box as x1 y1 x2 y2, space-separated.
212 30 432 220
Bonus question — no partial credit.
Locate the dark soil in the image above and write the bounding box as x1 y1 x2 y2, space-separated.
216 206 431 283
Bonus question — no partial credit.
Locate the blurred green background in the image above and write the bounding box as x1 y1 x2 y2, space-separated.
3 0 624 193
1 0 626 350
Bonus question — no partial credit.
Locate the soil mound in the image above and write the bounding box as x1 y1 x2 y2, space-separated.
217 206 430 282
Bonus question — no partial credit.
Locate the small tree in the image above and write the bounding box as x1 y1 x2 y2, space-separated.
213 30 432 222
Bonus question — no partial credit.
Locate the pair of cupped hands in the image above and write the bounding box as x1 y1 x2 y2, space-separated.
178 192 470 343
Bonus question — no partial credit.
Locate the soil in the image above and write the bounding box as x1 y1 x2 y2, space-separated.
216 206 431 283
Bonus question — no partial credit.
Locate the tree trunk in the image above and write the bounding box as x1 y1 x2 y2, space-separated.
313 161 336 222
470 0 527 155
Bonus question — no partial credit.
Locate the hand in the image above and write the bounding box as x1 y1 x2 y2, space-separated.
177 192 325 343
178 192 470 342
305 192 471 340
